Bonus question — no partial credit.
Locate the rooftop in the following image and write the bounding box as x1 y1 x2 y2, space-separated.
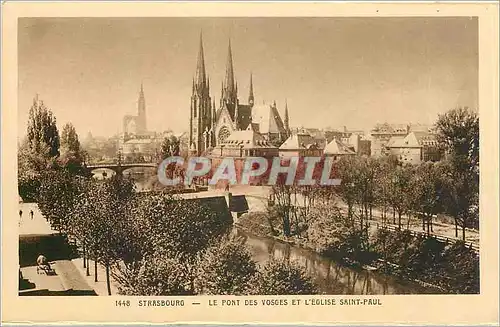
279 132 320 150
219 129 276 149
324 139 356 155
251 103 287 135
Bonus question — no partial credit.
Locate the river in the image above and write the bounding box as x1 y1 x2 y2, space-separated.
128 175 437 295
235 228 439 295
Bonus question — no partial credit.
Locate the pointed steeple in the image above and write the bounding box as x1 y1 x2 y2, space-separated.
138 83 146 133
190 32 214 156
284 99 290 133
248 73 254 106
195 32 206 91
138 83 145 112
223 38 237 104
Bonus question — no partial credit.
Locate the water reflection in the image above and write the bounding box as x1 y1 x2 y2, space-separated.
235 229 438 295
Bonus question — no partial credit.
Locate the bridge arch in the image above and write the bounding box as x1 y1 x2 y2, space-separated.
121 165 158 177
84 162 159 177
90 167 117 179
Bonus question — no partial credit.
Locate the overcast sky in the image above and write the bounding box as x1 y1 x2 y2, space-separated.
18 17 478 138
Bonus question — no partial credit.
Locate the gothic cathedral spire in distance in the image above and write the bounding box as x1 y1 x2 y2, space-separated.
137 82 146 133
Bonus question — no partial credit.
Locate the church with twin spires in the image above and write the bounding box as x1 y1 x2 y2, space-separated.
189 34 291 156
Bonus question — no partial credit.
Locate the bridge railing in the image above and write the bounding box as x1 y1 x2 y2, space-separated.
86 162 158 168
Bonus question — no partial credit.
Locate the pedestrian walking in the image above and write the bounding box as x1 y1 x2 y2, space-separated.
19 209 23 218
30 210 34 220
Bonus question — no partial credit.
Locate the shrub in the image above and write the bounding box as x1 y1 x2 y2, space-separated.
250 258 318 295
195 236 257 295
118 253 193 296
371 228 479 293
441 242 479 294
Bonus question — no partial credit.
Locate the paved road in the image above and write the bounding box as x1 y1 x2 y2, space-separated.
72 258 120 296
18 203 95 294
21 260 94 293
21 264 66 292
19 203 55 236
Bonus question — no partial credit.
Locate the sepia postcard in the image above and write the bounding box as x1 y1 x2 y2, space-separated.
1 1 499 325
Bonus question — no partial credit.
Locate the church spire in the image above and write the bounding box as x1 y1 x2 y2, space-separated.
195 32 206 91
222 38 237 104
190 32 212 156
138 82 145 112
248 73 254 106
138 83 146 133
284 99 290 133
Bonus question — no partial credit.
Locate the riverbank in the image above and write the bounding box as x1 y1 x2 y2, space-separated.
237 211 478 294
235 226 438 294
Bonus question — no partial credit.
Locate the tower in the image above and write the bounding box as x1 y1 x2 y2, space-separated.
221 39 238 116
248 73 254 107
284 99 290 135
189 32 212 156
137 83 146 133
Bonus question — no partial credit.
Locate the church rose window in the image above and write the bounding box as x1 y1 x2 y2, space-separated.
218 126 231 143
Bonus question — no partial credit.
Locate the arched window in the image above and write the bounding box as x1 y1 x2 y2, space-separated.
218 126 231 143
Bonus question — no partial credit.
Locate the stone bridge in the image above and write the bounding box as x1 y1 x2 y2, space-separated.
84 162 158 176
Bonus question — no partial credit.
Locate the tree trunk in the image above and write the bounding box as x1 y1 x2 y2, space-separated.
86 257 90 276
83 244 86 268
105 264 112 295
283 210 291 237
190 276 195 295
462 224 466 241
454 217 458 237
393 208 396 224
398 212 402 229
94 259 98 282
369 205 373 220
266 215 276 236
426 216 430 235
422 215 425 231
